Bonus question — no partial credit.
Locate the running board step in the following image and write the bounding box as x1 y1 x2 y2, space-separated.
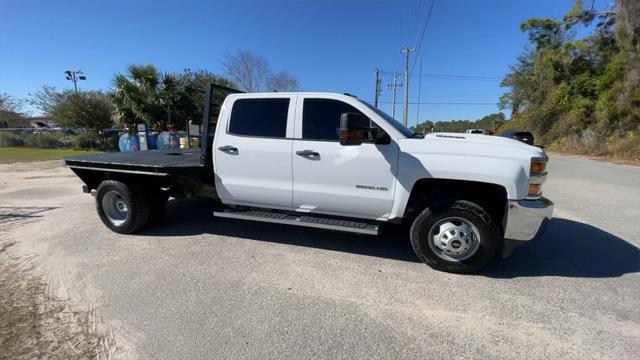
213 210 380 235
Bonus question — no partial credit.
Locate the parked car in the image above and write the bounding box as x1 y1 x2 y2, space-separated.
64 86 553 274
100 126 120 138
501 130 534 145
465 129 485 134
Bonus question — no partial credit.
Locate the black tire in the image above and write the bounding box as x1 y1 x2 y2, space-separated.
95 180 150 234
409 200 499 274
148 190 169 224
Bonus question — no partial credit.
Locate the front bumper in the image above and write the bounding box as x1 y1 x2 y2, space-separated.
504 197 554 241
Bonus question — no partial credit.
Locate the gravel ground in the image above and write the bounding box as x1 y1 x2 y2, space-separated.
0 241 117 360
0 153 638 359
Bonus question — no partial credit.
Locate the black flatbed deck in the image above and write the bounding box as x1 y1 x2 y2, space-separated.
64 149 209 176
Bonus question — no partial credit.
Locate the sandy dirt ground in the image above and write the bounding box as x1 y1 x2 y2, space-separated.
0 154 638 359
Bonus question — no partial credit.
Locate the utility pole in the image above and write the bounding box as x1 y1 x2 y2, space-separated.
387 72 402 119
374 68 381 108
416 59 422 128
401 47 415 127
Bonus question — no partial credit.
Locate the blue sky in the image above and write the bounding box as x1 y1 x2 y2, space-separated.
0 0 611 126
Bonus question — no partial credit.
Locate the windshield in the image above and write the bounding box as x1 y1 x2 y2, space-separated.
357 100 416 138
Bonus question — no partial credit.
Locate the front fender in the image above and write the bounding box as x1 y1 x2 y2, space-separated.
389 152 530 219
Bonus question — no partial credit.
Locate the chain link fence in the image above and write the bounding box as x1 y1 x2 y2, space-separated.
0 128 119 151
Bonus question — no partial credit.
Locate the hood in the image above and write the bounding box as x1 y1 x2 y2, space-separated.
427 132 536 150
400 132 546 160
397 132 546 200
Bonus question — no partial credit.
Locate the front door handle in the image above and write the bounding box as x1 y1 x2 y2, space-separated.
296 150 319 157
218 145 238 152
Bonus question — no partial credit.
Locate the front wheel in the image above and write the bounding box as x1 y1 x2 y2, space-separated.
96 180 150 234
410 200 499 274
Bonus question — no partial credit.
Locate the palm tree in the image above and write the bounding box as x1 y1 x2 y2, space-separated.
112 64 182 129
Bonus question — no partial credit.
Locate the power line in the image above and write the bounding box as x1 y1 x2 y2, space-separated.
405 0 417 48
411 0 436 74
379 69 500 78
376 101 496 105
407 0 425 49
398 0 410 69
376 95 499 101
378 70 501 80
411 94 502 98
377 95 499 101
412 0 430 44
415 73 501 80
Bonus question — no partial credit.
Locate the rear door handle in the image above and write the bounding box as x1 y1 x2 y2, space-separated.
218 145 238 152
296 150 319 157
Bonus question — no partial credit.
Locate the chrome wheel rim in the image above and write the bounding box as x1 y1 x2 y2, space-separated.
428 217 481 262
102 191 129 226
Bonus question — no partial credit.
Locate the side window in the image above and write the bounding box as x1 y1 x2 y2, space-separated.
302 98 370 141
229 98 289 138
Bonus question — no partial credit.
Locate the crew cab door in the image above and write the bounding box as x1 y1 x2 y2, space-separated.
214 95 295 208
292 96 399 219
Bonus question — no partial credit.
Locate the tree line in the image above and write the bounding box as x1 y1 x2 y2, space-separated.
413 0 638 157
413 113 506 134
499 0 638 152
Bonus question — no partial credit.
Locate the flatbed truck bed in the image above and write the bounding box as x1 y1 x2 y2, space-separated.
64 149 208 176
63 83 240 201
64 148 215 201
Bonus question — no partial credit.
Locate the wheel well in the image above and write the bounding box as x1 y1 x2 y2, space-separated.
404 178 508 235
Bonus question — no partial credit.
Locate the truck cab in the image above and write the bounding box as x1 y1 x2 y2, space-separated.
214 93 406 220
64 88 553 274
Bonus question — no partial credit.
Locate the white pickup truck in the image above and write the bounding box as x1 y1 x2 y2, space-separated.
64 85 553 273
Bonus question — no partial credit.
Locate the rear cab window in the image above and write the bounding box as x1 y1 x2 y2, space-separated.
228 98 290 138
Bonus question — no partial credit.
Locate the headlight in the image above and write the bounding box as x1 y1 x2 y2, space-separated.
528 157 548 198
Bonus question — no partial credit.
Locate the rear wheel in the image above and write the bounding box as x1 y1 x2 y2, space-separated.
410 200 499 274
96 180 150 234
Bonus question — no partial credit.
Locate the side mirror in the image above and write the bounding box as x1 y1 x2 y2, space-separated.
340 112 366 146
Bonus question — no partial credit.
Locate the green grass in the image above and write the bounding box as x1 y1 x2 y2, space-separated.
0 147 102 163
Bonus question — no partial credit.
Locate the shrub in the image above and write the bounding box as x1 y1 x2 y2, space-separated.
105 133 119 151
24 132 64 148
549 132 640 162
72 133 98 149
609 135 640 160
0 132 26 147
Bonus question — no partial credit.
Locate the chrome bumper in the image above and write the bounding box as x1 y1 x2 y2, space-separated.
504 197 553 241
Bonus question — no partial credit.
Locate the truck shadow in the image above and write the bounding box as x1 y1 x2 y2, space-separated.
143 198 639 278
483 218 640 278
142 198 420 263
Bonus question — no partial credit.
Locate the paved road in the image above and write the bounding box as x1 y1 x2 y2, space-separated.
0 154 638 359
